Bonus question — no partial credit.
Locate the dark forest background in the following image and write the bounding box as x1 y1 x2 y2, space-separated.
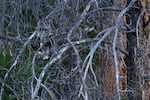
0 0 150 100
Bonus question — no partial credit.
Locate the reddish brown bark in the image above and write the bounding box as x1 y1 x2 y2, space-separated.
96 0 150 99
96 0 127 99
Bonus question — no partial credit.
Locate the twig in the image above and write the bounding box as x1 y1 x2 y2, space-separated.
67 0 95 73
31 46 69 100
0 31 37 100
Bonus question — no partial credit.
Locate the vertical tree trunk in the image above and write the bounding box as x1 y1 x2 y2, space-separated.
95 1 116 99
96 0 127 99
141 0 150 99
125 0 142 99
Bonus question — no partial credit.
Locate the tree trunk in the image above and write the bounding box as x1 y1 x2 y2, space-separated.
125 0 142 99
96 0 127 99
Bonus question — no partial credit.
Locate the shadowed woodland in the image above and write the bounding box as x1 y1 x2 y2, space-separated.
0 0 150 100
